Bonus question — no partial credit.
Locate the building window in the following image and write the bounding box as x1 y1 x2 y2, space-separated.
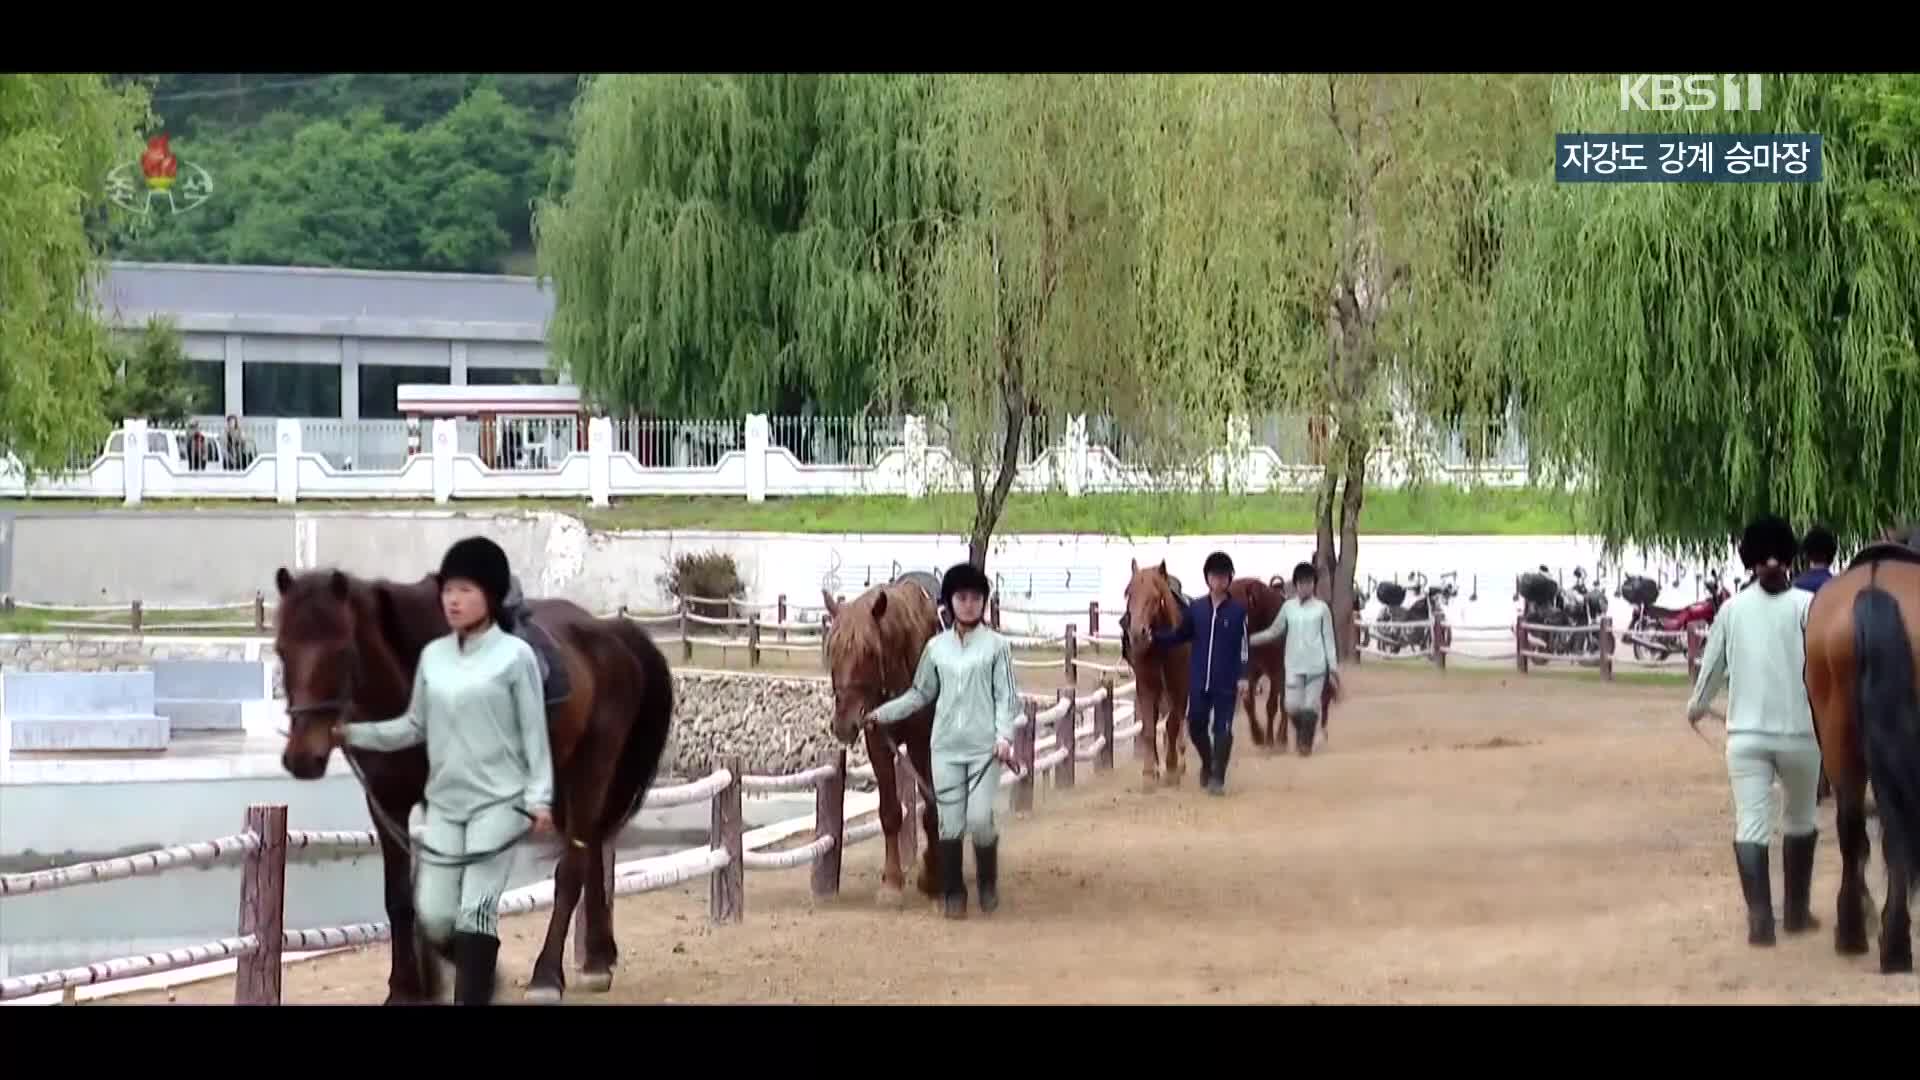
360 364 450 419
468 367 559 386
243 362 341 418
187 360 225 414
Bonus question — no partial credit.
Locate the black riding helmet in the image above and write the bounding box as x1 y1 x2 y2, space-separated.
940 561 992 613
438 535 513 624
1737 515 1797 570
1203 551 1235 579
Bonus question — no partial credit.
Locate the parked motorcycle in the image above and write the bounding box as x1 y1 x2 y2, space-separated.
1372 571 1457 653
1516 565 1603 658
1619 569 1729 661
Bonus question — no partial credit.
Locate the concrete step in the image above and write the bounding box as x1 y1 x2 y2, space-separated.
10 713 171 752
155 699 245 732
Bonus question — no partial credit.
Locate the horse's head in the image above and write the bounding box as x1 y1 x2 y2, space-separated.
1124 559 1183 658
821 584 933 746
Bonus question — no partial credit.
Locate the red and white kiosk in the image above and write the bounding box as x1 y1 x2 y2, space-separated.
396 384 588 469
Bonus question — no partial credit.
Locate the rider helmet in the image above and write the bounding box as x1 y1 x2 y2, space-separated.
438 536 513 624
1202 552 1235 579
940 561 992 614
1737 515 1797 570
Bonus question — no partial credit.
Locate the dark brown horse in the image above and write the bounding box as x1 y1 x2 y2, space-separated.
1122 560 1192 791
1232 577 1288 749
272 568 674 1003
821 579 942 902
1803 524 1920 974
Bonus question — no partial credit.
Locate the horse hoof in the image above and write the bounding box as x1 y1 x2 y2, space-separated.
523 984 564 1004
575 970 614 993
876 884 907 908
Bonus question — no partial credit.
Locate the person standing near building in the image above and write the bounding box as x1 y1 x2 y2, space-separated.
1151 551 1251 796
865 562 1021 919
1794 525 1838 593
1249 562 1341 756
1685 514 1821 947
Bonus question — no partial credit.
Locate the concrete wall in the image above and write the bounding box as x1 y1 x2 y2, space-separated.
2 508 1739 634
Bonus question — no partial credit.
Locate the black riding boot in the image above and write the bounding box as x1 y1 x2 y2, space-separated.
1292 711 1318 757
1209 736 1232 795
939 838 967 920
1782 831 1821 934
975 839 1000 914
1733 842 1775 946
453 931 501 1005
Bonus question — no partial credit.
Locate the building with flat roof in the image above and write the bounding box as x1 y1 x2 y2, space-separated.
101 261 564 420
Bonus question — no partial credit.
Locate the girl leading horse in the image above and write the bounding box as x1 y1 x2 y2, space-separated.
1802 521 1920 974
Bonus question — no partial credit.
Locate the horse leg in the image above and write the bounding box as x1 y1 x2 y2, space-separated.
863 726 908 904
1243 676 1265 747
1163 690 1187 787
1138 686 1163 792
906 728 941 899
369 791 432 1005
1879 822 1913 974
1835 782 1873 956
576 838 619 991
526 842 586 1002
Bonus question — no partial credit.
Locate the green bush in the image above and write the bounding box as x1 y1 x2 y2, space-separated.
658 549 747 622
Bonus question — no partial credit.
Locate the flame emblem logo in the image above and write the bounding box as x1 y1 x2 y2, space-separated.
107 132 214 216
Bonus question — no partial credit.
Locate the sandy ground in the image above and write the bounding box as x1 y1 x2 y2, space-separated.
114 665 1916 1005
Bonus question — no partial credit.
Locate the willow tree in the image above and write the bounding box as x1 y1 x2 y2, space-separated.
1497 73 1920 558
1141 75 1550 656
0 75 152 476
884 75 1161 567
532 74 934 416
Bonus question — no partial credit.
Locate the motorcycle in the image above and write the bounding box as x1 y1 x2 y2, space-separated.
1619 569 1729 661
1372 571 1457 653
1516 565 1605 658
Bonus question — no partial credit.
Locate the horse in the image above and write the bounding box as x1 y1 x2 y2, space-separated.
1232 577 1288 749
1121 559 1193 791
1802 522 1920 974
820 577 942 902
271 567 675 1004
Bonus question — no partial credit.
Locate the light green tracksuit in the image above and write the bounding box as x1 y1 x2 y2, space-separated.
1249 596 1340 717
1686 585 1821 846
345 623 554 941
868 624 1022 844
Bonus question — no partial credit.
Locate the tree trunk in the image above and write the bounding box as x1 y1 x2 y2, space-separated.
1332 434 1368 661
967 361 1029 570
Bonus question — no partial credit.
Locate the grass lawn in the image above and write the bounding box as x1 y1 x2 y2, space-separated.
0 485 1584 537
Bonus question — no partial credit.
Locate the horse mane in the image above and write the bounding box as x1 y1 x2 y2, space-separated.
825 581 937 695
1231 576 1284 629
1126 564 1185 630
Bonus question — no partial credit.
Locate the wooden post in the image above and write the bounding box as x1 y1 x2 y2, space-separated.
574 839 615 965
1515 617 1529 675
777 594 788 644
895 745 920 877
747 612 761 668
1687 624 1703 681
811 749 846 898
235 803 288 1005
1014 701 1037 813
680 607 693 663
990 593 1002 630
709 759 743 925
617 604 629 621
1088 601 1100 641
130 599 143 634
1095 679 1116 772
1055 688 1077 791
1599 616 1615 682
253 590 267 632
1429 609 1445 670
1064 624 1078 683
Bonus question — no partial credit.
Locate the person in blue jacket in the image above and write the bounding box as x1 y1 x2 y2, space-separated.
1793 526 1837 593
1151 551 1251 796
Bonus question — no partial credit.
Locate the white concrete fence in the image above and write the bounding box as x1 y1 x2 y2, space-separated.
0 413 1529 506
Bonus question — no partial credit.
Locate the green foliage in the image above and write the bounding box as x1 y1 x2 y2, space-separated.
1496 73 1920 557
0 74 153 476
108 75 574 273
104 316 208 424
657 549 748 620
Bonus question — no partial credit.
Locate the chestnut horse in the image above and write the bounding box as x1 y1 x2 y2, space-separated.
1232 577 1288 748
1803 524 1920 974
272 568 674 1003
1122 559 1192 791
821 578 942 901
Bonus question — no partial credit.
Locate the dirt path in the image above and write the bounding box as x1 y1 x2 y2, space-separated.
121 667 1916 1004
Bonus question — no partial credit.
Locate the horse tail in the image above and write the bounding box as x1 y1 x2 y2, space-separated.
593 619 678 842
1852 584 1920 858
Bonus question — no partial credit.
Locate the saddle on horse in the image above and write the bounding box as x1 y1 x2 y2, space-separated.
502 576 572 705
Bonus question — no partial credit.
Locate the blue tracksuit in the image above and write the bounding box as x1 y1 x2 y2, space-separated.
1792 566 1832 593
1152 594 1250 779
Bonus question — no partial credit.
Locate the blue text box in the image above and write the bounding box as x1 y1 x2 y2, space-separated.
1555 133 1823 183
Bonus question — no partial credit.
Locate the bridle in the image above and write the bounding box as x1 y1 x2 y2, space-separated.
284 641 548 868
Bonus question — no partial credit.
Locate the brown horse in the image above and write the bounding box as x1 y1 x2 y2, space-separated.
1232 577 1288 749
821 578 942 902
1803 525 1920 974
1122 559 1192 791
272 568 674 1003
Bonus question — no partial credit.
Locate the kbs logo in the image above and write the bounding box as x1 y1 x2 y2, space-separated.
1619 75 1764 112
